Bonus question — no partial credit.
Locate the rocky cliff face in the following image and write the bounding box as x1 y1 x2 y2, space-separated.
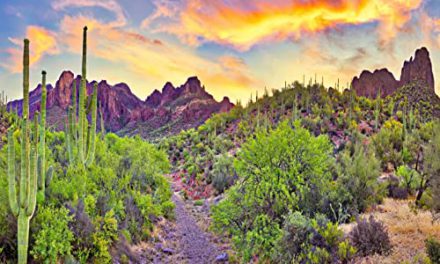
7 72 234 139
352 47 435 98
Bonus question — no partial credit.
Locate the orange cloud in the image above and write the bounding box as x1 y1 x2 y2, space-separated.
143 0 422 51
59 15 260 101
4 26 59 73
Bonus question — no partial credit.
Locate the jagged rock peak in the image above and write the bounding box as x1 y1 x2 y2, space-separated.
399 47 434 92
352 47 434 98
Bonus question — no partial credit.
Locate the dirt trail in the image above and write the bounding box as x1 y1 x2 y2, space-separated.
171 194 220 263
138 181 227 264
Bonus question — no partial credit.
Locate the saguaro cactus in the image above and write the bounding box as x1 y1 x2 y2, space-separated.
374 87 381 131
65 26 97 167
37 71 53 199
7 39 39 264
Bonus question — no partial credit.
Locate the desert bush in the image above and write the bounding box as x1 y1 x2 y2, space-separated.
396 165 420 194
335 141 383 215
425 122 440 212
349 215 391 256
210 154 236 193
31 206 74 262
212 120 335 261
425 237 440 264
372 118 404 170
67 199 95 261
274 212 356 263
388 185 409 199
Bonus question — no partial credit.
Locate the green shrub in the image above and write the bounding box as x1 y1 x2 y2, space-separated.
274 212 356 264
212 121 334 261
210 154 236 193
31 206 74 262
335 141 383 215
396 165 420 194
372 119 404 170
426 237 440 264
92 210 118 263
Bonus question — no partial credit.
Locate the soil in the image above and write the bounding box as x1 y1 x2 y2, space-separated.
134 179 230 264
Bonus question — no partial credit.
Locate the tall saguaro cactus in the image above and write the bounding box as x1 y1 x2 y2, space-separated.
7 39 39 264
65 26 97 167
37 71 53 198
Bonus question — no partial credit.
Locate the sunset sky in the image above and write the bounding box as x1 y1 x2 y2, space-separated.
1 0 440 103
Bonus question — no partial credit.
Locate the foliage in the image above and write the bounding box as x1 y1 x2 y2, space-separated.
30 206 73 263
273 211 356 263
212 120 334 261
396 165 420 194
425 236 440 264
425 122 440 214
349 215 392 256
210 154 236 194
0 132 172 262
335 140 383 215
372 118 404 170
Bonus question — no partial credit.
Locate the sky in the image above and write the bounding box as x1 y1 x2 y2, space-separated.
1 0 440 103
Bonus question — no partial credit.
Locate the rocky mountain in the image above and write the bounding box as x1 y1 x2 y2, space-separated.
352 47 435 98
7 71 233 139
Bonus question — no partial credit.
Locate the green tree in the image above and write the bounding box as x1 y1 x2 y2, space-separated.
212 120 333 261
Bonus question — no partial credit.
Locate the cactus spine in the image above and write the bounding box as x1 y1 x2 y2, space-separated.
66 26 97 167
7 39 40 264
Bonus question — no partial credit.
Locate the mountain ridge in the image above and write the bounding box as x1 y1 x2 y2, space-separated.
7 71 234 138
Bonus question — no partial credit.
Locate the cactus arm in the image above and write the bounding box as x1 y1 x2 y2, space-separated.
85 84 97 166
19 118 27 209
83 102 87 157
78 26 87 163
26 144 37 217
78 80 85 162
38 71 46 192
99 103 105 138
7 128 19 217
72 79 78 142
82 26 87 81
45 166 53 187
66 111 74 164
22 39 29 119
26 112 38 216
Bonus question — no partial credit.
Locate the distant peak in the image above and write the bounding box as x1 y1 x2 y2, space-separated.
221 96 231 104
415 47 429 56
162 82 175 93
59 70 74 79
185 76 202 88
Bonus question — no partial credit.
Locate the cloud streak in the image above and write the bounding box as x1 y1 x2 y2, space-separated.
143 0 423 51
52 0 127 27
57 13 260 100
3 26 59 73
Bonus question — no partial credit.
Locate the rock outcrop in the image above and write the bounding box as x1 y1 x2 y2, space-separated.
352 47 435 98
7 72 234 139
